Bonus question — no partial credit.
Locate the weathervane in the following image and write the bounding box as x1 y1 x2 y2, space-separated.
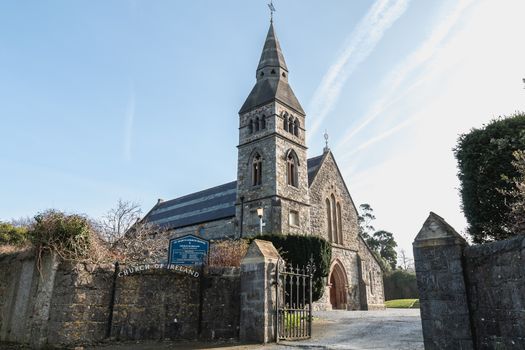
324 130 330 153
268 1 276 23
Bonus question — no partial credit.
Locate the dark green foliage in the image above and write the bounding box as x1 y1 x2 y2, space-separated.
0 222 29 246
29 210 93 260
454 112 525 243
383 270 418 301
371 230 397 270
252 234 331 301
503 150 525 234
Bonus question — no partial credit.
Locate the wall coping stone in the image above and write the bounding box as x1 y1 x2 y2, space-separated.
414 212 467 248
464 234 525 258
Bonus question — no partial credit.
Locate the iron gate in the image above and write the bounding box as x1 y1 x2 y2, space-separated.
275 258 315 341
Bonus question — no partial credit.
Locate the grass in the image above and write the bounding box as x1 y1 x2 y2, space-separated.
384 299 420 308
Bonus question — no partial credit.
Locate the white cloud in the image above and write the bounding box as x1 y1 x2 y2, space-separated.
308 0 410 137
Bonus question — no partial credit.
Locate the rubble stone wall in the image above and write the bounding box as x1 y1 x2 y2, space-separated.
0 252 240 348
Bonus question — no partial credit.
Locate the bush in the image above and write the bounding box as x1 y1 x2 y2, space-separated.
383 269 418 301
252 234 331 301
208 239 249 267
29 210 96 261
454 112 525 242
0 222 29 246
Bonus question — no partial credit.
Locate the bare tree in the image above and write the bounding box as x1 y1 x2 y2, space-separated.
10 216 35 229
113 221 170 263
99 199 142 245
397 249 414 271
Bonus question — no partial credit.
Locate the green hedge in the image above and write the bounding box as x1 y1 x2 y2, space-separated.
252 234 331 301
0 222 29 246
383 269 418 301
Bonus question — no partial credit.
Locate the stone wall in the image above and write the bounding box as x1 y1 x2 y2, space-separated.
169 217 237 242
357 237 385 310
0 252 241 348
414 212 525 349
464 235 525 348
308 151 359 251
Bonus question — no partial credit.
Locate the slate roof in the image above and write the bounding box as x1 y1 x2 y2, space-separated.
307 154 324 186
239 78 305 115
144 155 326 230
257 22 288 71
144 181 237 230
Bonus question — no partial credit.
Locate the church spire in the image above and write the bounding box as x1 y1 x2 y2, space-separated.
256 22 288 76
239 21 304 115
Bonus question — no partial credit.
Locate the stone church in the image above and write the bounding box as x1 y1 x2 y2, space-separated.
142 22 384 310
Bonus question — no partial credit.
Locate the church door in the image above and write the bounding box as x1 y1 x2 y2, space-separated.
329 261 348 310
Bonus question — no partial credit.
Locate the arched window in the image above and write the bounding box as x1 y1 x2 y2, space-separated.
294 119 300 136
248 119 253 134
331 194 338 244
337 202 343 244
252 153 262 186
288 117 294 134
254 117 260 132
286 152 298 187
283 113 289 132
326 198 332 242
261 115 266 129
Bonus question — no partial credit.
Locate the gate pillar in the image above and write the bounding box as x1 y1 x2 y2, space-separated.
413 212 474 350
239 240 281 343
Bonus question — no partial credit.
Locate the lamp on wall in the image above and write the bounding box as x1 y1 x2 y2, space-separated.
257 207 264 234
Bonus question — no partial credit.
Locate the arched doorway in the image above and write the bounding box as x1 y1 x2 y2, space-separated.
329 260 348 310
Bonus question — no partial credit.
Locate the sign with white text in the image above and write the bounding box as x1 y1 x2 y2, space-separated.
168 235 209 266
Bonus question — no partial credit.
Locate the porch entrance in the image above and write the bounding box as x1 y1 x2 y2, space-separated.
329 260 348 310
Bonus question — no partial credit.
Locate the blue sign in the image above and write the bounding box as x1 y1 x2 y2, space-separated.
168 235 209 266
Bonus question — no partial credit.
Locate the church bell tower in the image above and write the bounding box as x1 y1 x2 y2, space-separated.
236 21 311 237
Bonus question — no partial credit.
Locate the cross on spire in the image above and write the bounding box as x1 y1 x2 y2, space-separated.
324 130 330 153
268 1 276 23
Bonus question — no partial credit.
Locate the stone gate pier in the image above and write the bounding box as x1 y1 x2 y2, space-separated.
414 212 525 349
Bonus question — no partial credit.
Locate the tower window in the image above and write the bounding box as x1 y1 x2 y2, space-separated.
254 117 260 132
283 113 289 132
252 153 262 186
248 119 253 134
261 115 266 129
286 151 298 187
294 119 300 137
288 117 294 134
289 210 299 227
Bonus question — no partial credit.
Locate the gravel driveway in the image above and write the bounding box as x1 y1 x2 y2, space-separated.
277 309 424 350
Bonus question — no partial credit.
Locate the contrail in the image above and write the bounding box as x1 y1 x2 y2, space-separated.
308 0 410 136
336 0 475 150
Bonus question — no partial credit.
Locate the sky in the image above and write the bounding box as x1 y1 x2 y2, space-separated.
1 0 524 255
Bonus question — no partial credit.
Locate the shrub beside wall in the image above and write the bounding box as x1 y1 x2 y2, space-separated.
383 270 418 301
252 234 331 301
